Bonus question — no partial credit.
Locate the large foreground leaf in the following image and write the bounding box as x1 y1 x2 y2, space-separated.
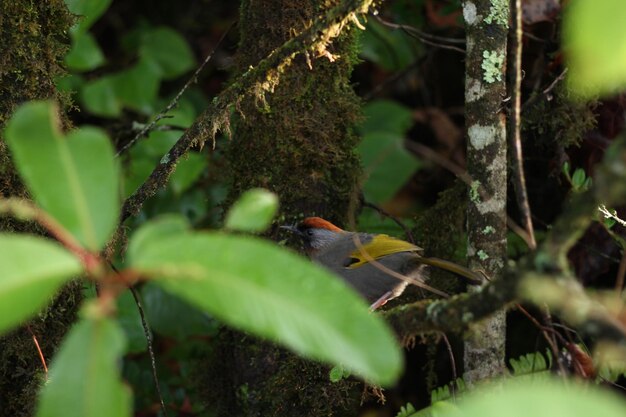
0 234 82 334
37 316 131 417
429 377 626 417
129 231 403 385
4 101 120 250
564 0 626 97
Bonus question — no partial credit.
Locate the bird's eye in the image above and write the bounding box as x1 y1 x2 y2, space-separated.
306 229 314 236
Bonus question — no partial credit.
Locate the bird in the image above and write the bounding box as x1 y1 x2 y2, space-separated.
281 217 481 310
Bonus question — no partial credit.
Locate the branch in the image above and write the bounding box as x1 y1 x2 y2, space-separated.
120 0 376 222
115 24 233 158
508 0 536 250
385 135 626 343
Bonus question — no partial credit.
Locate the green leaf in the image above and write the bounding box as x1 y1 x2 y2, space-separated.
139 27 196 79
0 234 81 334
358 132 421 204
571 168 586 189
360 20 419 71
435 378 626 417
564 0 626 97
115 290 147 353
170 152 207 195
37 316 131 417
140 282 217 340
4 101 120 250
113 59 161 114
127 215 191 262
82 76 122 117
65 31 105 72
359 100 414 135
130 233 403 386
225 188 279 232
64 0 112 33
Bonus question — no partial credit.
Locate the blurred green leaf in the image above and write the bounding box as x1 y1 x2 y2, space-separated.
82 76 122 117
572 168 586 189
56 74 85 95
564 0 626 97
116 290 147 353
359 100 414 135
4 101 120 250
113 59 161 114
140 282 217 340
64 0 112 33
65 31 105 72
358 210 416 237
37 316 131 417
360 19 419 71
127 215 191 262
433 378 626 417
130 233 403 386
225 188 278 232
139 27 196 79
155 99 197 128
358 132 420 204
0 235 81 335
170 152 207 195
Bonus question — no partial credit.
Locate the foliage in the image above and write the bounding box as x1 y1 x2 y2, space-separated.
1 100 404 416
564 0 626 97
357 100 421 205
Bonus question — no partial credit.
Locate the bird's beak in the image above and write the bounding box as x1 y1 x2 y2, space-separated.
279 224 302 236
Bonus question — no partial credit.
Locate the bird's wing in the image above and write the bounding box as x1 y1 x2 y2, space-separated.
346 234 421 269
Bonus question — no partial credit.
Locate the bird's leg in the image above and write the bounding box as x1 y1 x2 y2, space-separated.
370 291 393 311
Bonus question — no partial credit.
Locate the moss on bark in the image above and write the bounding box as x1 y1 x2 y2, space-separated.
198 1 365 415
0 2 83 415
227 0 362 227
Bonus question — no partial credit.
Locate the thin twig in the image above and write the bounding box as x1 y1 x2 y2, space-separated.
439 333 458 401
116 24 233 157
128 286 169 417
508 0 536 250
26 325 48 378
120 0 377 222
375 16 466 54
405 141 535 248
521 67 568 113
599 204 626 227
516 304 566 375
108 262 168 417
361 199 416 243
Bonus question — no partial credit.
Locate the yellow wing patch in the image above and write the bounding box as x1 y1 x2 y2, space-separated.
346 235 421 269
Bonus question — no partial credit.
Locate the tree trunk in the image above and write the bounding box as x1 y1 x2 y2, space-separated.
197 1 365 415
0 2 83 415
462 0 509 384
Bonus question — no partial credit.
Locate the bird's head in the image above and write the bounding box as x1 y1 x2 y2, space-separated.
281 217 344 254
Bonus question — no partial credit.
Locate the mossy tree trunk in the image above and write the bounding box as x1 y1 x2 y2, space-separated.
227 0 362 226
201 1 365 415
0 2 83 415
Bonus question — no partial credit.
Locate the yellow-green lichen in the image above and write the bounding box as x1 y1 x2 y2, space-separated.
483 0 509 27
482 50 505 83
477 249 489 260
470 180 481 203
482 225 495 234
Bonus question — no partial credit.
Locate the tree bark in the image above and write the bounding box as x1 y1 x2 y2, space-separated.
462 0 509 384
0 2 83 416
199 1 366 415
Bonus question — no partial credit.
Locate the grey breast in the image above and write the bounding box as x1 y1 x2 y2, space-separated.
313 232 420 303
